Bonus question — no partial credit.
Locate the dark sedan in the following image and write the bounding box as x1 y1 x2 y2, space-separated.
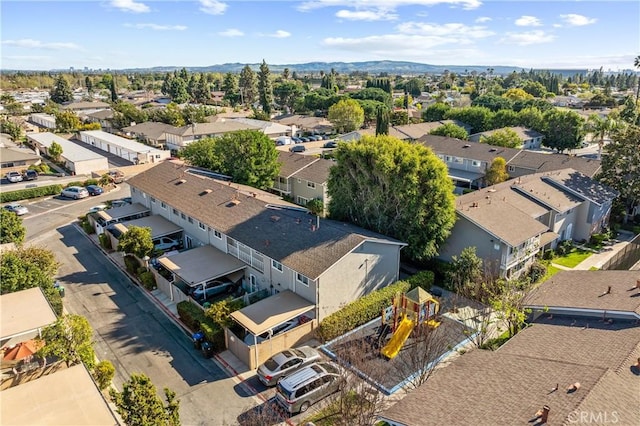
86 185 104 196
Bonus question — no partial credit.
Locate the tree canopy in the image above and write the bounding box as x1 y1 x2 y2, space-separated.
110 373 180 426
50 75 73 104
180 130 280 189
327 135 456 261
485 157 509 186
38 314 96 368
0 208 25 244
429 123 469 140
542 109 586 152
328 98 365 133
257 60 274 114
480 128 521 148
118 226 154 258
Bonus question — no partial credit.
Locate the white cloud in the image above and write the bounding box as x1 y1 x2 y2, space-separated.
299 0 482 13
2 39 81 50
269 30 292 38
396 21 494 38
475 16 491 23
559 14 596 26
199 0 227 15
515 15 542 27
336 9 398 21
500 30 555 45
124 23 187 31
218 29 244 37
110 0 150 13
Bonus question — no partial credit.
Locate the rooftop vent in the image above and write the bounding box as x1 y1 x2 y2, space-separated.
489 148 497 152
199 189 212 196
227 199 240 207
270 215 281 222
463 144 471 148
176 179 186 185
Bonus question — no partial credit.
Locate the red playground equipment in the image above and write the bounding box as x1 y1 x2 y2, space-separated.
379 287 441 359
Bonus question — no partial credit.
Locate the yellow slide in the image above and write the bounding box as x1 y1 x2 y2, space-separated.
380 316 414 359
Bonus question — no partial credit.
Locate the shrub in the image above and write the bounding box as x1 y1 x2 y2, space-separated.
124 255 139 275
317 280 411 342
64 181 84 188
83 178 99 186
405 270 435 291
29 163 51 174
93 360 115 390
542 249 554 260
590 233 609 246
205 298 245 329
0 184 63 203
556 240 573 256
527 261 547 283
139 271 156 290
177 301 226 352
98 233 112 250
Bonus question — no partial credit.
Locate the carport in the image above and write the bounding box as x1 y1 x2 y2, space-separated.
105 215 183 250
229 290 315 368
92 203 150 234
158 245 246 296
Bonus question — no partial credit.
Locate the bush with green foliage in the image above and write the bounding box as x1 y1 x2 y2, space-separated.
177 301 225 351
205 298 245 328
556 240 573 256
139 271 156 290
589 232 610 247
93 360 116 390
81 217 95 234
405 270 435 291
317 280 412 342
0 184 63 203
98 233 111 250
29 163 51 174
543 249 554 260
123 255 140 275
527 261 547 283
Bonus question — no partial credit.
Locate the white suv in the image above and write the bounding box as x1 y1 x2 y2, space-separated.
61 186 89 199
6 171 23 183
153 236 181 252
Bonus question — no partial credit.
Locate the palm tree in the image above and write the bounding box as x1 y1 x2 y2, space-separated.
586 114 619 159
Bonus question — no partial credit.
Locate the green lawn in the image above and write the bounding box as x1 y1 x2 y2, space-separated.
552 249 593 268
540 264 562 283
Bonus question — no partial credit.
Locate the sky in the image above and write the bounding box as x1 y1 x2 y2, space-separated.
1 0 639 71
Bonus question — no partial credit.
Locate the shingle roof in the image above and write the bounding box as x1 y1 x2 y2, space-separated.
525 270 640 316
122 122 175 140
512 177 583 213
0 147 40 162
381 315 640 426
470 126 544 141
167 120 259 137
508 150 602 177
292 158 334 184
419 134 522 163
127 162 404 279
393 122 446 139
543 169 619 206
61 101 110 110
277 151 319 178
85 109 114 120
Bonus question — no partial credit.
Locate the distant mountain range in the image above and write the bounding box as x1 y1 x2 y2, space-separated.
79 61 590 76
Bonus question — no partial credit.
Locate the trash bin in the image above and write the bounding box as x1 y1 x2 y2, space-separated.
201 341 214 359
192 331 205 350
54 281 65 298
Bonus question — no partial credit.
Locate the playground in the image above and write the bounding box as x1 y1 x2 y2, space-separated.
321 287 475 394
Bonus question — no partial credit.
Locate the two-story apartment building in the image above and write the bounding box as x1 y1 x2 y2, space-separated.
122 122 175 149
272 152 333 211
438 169 618 278
127 161 406 322
469 126 544 149
163 120 260 152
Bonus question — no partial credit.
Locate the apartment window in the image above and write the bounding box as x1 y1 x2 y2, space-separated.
213 230 222 239
454 157 463 164
508 165 516 172
180 213 186 220
272 260 283 272
445 156 452 162
150 197 156 204
472 160 481 167
161 202 167 209
307 181 316 189
296 273 310 287
188 217 194 224
198 221 206 231
173 208 179 215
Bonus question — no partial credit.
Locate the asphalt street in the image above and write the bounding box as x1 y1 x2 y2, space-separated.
22 201 265 425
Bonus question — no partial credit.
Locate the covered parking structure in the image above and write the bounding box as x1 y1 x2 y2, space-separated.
158 245 246 302
228 290 316 369
90 203 150 235
105 214 184 253
448 169 485 192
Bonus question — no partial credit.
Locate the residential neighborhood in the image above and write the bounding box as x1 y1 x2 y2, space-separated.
1 30 639 426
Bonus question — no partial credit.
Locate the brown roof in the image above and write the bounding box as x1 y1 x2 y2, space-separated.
508 150 602 177
393 122 446 140
122 122 175 140
167 120 259 137
61 101 110 110
525 270 640 316
0 147 41 163
277 151 319 178
419 134 522 163
543 169 618 205
512 177 583 213
292 157 334 184
128 162 404 279
381 316 640 426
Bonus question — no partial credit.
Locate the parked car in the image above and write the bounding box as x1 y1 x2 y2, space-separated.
189 279 237 301
86 185 104 196
3 202 28 216
110 197 132 208
300 137 310 143
87 204 107 214
61 186 89 199
108 170 125 184
153 236 181 252
289 145 306 153
275 361 343 414
291 137 303 144
257 346 322 386
243 318 300 346
6 171 23 183
22 170 38 181
323 141 338 149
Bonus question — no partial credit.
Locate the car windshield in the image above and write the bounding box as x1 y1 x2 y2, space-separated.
276 382 294 401
290 349 304 358
263 358 280 371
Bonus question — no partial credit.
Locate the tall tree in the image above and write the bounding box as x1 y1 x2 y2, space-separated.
328 98 365 133
0 208 25 244
110 75 118 102
50 75 73 104
422 103 451 122
257 60 274 114
239 65 257 107
118 226 154 258
485 157 509 186
634 55 640 105
181 130 280 189
0 119 22 141
327 135 456 261
110 373 181 426
38 314 96 368
480 128 521 148
221 72 239 106
48 140 64 161
541 108 586 152
429 123 468 140
445 106 493 133
85 76 93 94
375 105 390 136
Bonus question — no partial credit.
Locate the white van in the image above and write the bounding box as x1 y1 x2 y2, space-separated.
276 136 293 146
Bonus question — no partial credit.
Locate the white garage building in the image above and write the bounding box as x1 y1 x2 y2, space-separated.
79 130 171 164
27 132 109 176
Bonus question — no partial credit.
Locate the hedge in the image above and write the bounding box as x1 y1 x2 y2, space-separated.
0 184 63 203
177 300 225 351
317 280 410 342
